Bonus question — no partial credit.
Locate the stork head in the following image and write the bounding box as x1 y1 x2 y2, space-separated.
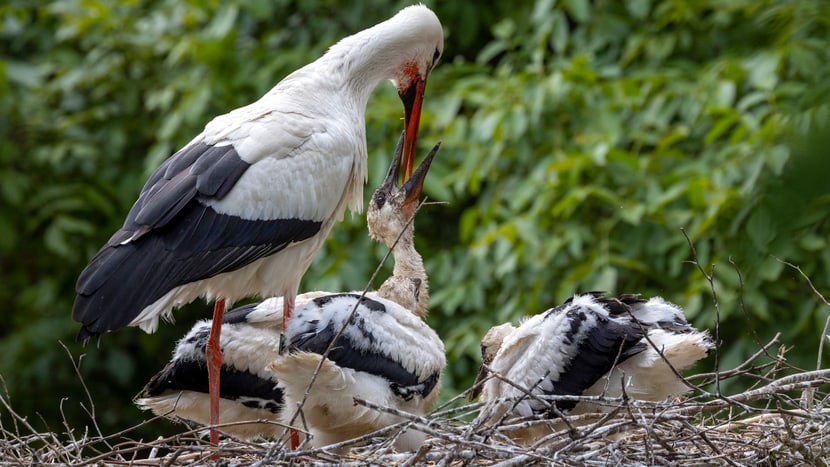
327 5 442 182
368 132 440 247
469 323 516 400
386 5 443 182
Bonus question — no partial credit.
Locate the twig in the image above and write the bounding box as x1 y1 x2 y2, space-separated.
59 341 113 453
681 227 723 396
774 256 830 373
728 256 777 360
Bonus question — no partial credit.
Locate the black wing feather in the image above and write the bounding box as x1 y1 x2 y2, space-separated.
73 141 322 340
142 356 283 413
288 295 438 398
129 142 230 231
221 302 261 325
541 304 646 413
74 204 321 338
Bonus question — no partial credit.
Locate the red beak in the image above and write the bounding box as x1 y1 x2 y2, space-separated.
399 75 427 182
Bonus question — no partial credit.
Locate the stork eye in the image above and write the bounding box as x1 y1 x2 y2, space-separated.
432 47 441 65
374 192 387 208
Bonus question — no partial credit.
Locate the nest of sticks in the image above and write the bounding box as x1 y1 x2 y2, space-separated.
2 250 829 465
2 330 829 466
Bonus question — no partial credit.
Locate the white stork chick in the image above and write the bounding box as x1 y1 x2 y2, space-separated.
136 138 444 448
273 293 444 451
271 138 444 451
73 5 443 443
135 301 288 440
472 292 711 443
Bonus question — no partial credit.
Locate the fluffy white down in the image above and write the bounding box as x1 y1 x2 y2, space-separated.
583 328 712 408
174 317 280 382
135 391 282 440
271 352 434 451
628 296 686 324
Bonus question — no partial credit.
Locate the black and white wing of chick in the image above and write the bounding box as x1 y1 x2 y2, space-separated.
472 292 711 442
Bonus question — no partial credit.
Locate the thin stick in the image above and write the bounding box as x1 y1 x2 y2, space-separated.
681 227 723 396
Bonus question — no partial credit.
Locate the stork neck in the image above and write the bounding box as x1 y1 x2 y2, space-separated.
391 237 425 286
381 227 429 317
319 21 413 109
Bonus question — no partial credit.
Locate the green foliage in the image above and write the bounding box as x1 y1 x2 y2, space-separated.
1 0 829 438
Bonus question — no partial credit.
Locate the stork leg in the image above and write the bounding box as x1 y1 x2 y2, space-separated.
282 291 294 327
278 292 295 355
206 297 227 449
280 293 301 450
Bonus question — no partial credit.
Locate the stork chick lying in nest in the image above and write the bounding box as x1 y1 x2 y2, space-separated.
471 292 712 444
136 135 445 450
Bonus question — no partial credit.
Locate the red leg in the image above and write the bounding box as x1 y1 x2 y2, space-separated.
281 293 301 450
281 292 294 329
290 427 300 450
206 297 226 449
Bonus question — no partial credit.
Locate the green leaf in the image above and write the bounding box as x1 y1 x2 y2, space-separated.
563 0 591 23
626 0 651 20
745 207 776 250
744 52 780 91
206 4 239 39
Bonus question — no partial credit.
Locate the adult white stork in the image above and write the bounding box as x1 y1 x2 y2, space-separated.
136 137 445 450
72 5 443 444
471 292 711 444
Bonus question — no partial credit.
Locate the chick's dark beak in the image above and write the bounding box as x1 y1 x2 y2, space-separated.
381 132 440 217
381 131 406 194
402 141 440 207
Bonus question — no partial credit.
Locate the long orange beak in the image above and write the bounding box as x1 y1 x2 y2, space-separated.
399 76 427 182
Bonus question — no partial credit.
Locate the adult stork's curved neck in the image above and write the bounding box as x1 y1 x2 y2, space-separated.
320 7 441 109
326 7 441 181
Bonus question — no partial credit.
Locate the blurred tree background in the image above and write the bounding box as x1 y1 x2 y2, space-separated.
1 0 829 442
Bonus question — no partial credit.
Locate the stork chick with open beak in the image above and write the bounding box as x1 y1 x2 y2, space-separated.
273 138 444 451
368 133 439 317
